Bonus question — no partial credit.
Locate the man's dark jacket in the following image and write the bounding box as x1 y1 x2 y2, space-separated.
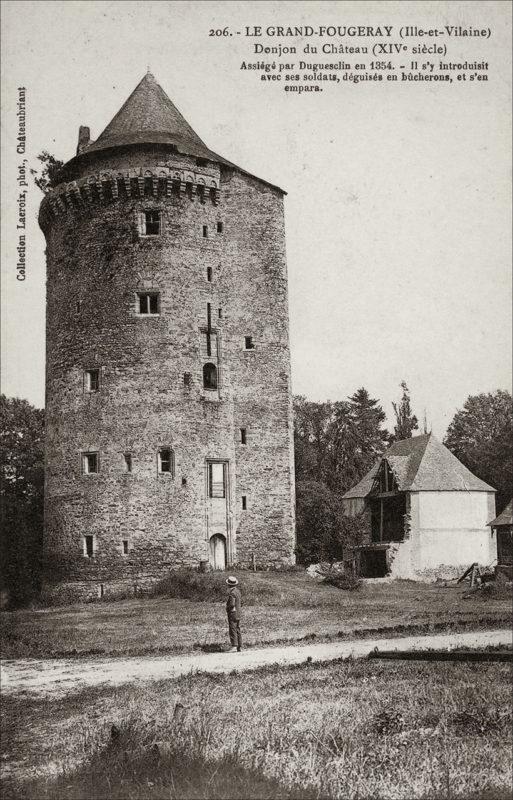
226 586 242 621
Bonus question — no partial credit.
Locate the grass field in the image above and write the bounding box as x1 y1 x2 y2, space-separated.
1 572 511 659
2 657 511 799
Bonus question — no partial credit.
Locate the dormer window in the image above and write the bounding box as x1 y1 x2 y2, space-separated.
144 210 160 236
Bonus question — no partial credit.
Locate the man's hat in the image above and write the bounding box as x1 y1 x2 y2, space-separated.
226 576 238 586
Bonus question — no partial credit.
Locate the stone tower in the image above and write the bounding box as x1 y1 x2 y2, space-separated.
39 73 296 602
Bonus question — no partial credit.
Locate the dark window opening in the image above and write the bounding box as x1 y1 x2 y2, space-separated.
84 535 94 558
217 221 223 234
85 369 100 392
218 308 222 319
138 293 159 314
76 300 81 313
144 210 160 235
158 448 174 475
124 453 132 473
82 452 98 474
203 363 218 390
203 225 208 238
209 462 226 498
122 540 129 555
99 583 104 598
244 336 255 350
183 372 192 387
182 477 187 486
207 267 213 282
240 428 247 444
242 495 247 510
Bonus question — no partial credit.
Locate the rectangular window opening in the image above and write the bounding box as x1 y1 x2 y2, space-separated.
240 428 247 444
144 210 160 236
82 452 99 474
122 539 129 555
242 495 247 510
208 462 226 498
244 336 255 350
138 292 159 315
207 267 213 282
218 308 222 319
85 369 100 392
217 221 223 234
84 535 94 558
158 448 174 475
202 225 208 238
183 372 192 387
124 453 132 473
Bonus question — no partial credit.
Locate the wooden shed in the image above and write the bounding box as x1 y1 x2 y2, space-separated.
488 500 513 579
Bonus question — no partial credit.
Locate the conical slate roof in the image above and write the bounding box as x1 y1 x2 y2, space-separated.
342 433 495 499
85 72 211 157
70 73 283 192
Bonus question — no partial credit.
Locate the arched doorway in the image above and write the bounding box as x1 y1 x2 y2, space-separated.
209 534 227 571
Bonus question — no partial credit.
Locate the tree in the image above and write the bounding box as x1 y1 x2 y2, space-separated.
444 390 513 514
0 395 45 605
391 381 419 441
293 396 335 485
30 151 63 193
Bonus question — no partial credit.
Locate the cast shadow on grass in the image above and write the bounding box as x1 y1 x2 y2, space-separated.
3 737 314 800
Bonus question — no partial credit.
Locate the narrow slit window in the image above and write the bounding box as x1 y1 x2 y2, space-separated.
84 535 94 558
144 210 160 235
207 267 213 282
84 369 100 392
122 539 129 555
124 453 132 473
209 462 225 498
202 225 208 238
240 428 247 444
138 293 159 315
82 452 99 474
158 448 174 475
183 372 192 387
203 363 218 390
218 308 222 319
217 221 223 234
244 336 255 350
242 495 247 510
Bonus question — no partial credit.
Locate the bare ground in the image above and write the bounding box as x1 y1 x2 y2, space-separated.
2 627 511 699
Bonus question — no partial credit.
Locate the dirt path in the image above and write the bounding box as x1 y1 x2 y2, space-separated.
2 628 511 699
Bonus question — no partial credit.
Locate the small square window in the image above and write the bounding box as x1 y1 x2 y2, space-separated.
240 428 247 444
202 225 208 238
207 267 213 282
217 221 223 234
242 495 247 510
138 293 159 315
144 210 160 236
82 452 99 474
158 448 174 475
84 535 94 558
122 539 129 555
84 369 100 392
244 336 255 350
124 453 132 473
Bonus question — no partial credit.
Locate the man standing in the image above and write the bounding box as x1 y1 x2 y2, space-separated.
226 576 242 652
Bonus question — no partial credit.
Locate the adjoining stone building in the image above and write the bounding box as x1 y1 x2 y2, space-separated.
342 434 496 580
40 73 296 602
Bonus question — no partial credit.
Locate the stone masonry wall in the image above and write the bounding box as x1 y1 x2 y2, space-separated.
41 146 295 601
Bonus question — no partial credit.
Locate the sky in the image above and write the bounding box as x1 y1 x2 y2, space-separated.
1 0 511 437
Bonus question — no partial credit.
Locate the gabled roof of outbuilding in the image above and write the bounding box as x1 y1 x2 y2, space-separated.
342 433 495 499
64 73 284 193
488 500 513 527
